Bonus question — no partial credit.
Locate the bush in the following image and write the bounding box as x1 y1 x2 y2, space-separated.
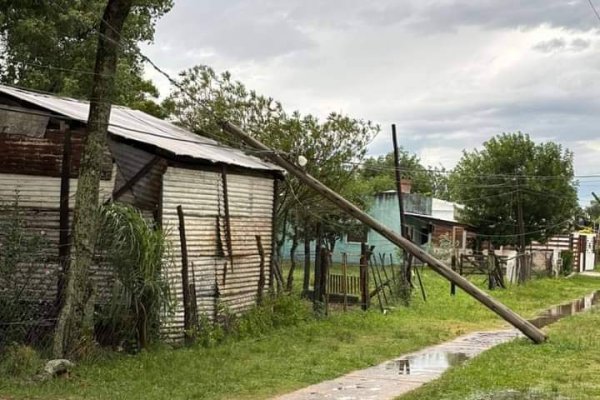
193 294 312 347
560 250 574 276
0 343 43 378
0 193 52 350
96 203 174 351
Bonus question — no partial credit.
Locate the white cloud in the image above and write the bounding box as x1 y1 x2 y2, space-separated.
143 0 600 204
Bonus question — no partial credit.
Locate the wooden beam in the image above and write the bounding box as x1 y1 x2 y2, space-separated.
221 165 234 271
56 128 72 310
177 205 193 344
222 120 547 344
110 155 161 202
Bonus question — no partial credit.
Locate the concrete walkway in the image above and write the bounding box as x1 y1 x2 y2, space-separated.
274 329 521 400
579 271 600 278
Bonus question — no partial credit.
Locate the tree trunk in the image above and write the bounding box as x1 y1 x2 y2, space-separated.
53 0 133 359
286 226 299 291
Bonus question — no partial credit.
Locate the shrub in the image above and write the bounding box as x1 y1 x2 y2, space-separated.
96 203 174 351
560 250 573 276
0 343 43 378
0 193 52 350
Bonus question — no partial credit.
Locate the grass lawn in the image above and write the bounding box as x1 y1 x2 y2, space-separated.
1 272 599 400
400 306 600 399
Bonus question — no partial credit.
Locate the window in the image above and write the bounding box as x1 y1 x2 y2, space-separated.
347 228 368 243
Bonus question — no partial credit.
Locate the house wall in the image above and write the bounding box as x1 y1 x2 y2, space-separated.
0 168 116 300
160 166 274 340
281 192 443 264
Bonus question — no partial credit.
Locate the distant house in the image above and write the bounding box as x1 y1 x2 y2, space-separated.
0 85 282 340
282 180 473 263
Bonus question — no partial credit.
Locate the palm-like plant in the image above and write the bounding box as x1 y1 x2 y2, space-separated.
98 203 172 349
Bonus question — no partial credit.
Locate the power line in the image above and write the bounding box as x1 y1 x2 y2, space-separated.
588 0 600 23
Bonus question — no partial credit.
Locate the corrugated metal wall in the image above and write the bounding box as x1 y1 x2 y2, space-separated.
161 166 274 340
0 170 116 300
108 140 166 212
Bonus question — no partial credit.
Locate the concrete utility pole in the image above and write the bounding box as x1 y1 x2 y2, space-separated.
222 121 547 344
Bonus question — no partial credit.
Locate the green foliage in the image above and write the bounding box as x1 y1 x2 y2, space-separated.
165 65 380 251
3 273 600 399
359 151 450 198
559 250 573 276
0 343 42 378
0 0 172 115
450 132 578 246
96 202 173 350
195 294 312 348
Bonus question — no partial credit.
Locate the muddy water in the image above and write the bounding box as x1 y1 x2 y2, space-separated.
275 291 600 400
529 290 600 328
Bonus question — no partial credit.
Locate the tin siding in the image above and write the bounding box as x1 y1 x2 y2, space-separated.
160 167 275 340
161 167 222 340
0 170 117 300
108 140 166 212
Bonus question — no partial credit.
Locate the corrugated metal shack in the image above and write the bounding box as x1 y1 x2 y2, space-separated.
0 85 282 340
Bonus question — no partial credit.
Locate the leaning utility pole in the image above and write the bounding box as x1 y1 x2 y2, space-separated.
222 121 547 344
53 0 134 358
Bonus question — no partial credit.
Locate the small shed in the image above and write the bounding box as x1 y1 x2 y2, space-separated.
0 85 282 340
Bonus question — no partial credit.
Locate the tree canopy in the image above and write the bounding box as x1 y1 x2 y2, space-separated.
358 151 450 199
0 0 171 116
449 132 578 246
165 65 380 251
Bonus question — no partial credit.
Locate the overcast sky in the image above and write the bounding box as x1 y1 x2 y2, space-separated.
142 0 600 204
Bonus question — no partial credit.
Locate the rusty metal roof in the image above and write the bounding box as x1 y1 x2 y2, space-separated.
0 85 281 172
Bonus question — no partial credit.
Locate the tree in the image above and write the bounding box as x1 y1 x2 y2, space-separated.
165 65 379 289
53 0 134 359
449 132 578 247
0 0 171 116
359 151 450 199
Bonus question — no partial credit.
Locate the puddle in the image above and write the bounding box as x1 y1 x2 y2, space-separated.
387 351 469 375
386 291 600 378
528 290 600 328
276 291 600 400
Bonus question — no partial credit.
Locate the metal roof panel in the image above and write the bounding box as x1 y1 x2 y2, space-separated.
0 85 280 172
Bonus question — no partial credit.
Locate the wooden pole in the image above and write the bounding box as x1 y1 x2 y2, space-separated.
56 127 71 311
392 124 414 302
302 220 311 295
177 205 193 344
256 235 266 305
222 121 547 344
359 243 370 311
342 253 348 312
450 255 457 296
370 261 385 312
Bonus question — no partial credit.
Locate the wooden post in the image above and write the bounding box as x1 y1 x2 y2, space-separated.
56 127 71 311
177 205 193 343
414 265 427 302
221 166 234 272
256 235 266 305
313 222 323 309
392 124 413 303
372 256 388 306
342 253 348 311
359 243 370 311
222 120 547 343
450 255 457 296
302 220 311 296
189 264 198 330
370 261 384 312
321 247 329 315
